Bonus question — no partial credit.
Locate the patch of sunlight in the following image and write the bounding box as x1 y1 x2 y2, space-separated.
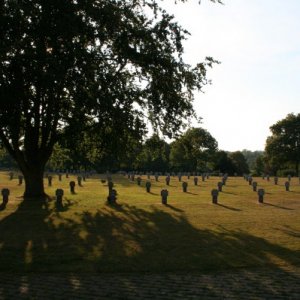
264 252 294 269
124 241 142 256
25 240 33 264
79 230 88 240
69 275 81 290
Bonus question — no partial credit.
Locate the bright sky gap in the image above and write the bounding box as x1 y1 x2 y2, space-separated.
160 0 300 151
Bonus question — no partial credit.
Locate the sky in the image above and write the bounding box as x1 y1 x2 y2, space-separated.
160 0 300 151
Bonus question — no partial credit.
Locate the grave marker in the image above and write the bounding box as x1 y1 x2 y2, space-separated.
194 177 198 186
55 189 64 207
211 189 218 204
166 176 170 186
182 182 188 193
107 189 117 205
161 189 168 205
48 175 53 187
285 181 290 191
252 181 257 192
1 188 9 207
217 182 223 192
69 181 76 194
258 189 265 203
18 175 23 185
146 181 151 193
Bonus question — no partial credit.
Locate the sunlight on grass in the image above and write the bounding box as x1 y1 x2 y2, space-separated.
0 171 299 273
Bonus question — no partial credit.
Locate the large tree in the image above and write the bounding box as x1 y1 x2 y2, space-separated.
169 127 218 171
0 0 219 198
135 134 170 172
265 113 300 176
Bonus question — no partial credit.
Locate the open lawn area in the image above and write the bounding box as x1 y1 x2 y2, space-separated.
0 171 299 274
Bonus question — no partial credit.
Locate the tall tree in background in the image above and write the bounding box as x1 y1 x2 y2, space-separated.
229 151 249 175
169 127 218 171
135 134 170 172
265 113 300 176
0 0 219 198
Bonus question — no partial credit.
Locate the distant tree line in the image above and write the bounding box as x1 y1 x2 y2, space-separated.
1 113 299 176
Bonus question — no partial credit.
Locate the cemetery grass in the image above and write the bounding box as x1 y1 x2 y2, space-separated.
0 172 299 274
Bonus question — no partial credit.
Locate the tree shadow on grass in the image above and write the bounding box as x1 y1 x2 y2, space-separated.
0 197 299 298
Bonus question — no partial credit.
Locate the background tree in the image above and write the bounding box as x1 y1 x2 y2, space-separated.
135 134 170 172
169 127 218 172
212 150 235 175
229 151 249 175
265 113 300 176
0 0 219 198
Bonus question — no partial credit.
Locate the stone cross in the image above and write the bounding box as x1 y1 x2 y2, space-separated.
108 181 114 192
18 175 23 185
252 181 257 192
217 182 223 192
258 188 265 203
69 181 76 194
48 175 53 187
182 182 188 193
1 188 10 207
211 189 219 204
161 189 168 205
222 177 226 186
77 176 82 186
194 177 198 186
107 189 117 205
55 189 64 207
166 176 170 186
146 181 151 193
248 176 253 185
285 181 290 191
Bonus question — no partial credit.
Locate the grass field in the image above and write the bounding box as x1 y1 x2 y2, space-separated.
0 171 299 273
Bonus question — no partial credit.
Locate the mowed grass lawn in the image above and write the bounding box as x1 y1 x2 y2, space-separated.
0 171 299 273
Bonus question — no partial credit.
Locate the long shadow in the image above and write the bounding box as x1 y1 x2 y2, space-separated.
164 204 184 213
263 202 294 210
222 191 237 195
185 192 198 195
216 203 242 212
0 197 299 298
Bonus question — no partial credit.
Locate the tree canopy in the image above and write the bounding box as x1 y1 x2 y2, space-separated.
265 113 300 176
169 127 218 171
0 0 219 197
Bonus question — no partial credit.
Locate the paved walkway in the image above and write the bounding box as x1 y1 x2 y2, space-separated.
0 267 299 299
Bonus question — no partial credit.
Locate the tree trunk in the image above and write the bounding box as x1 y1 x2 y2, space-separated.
22 166 46 199
296 162 299 177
